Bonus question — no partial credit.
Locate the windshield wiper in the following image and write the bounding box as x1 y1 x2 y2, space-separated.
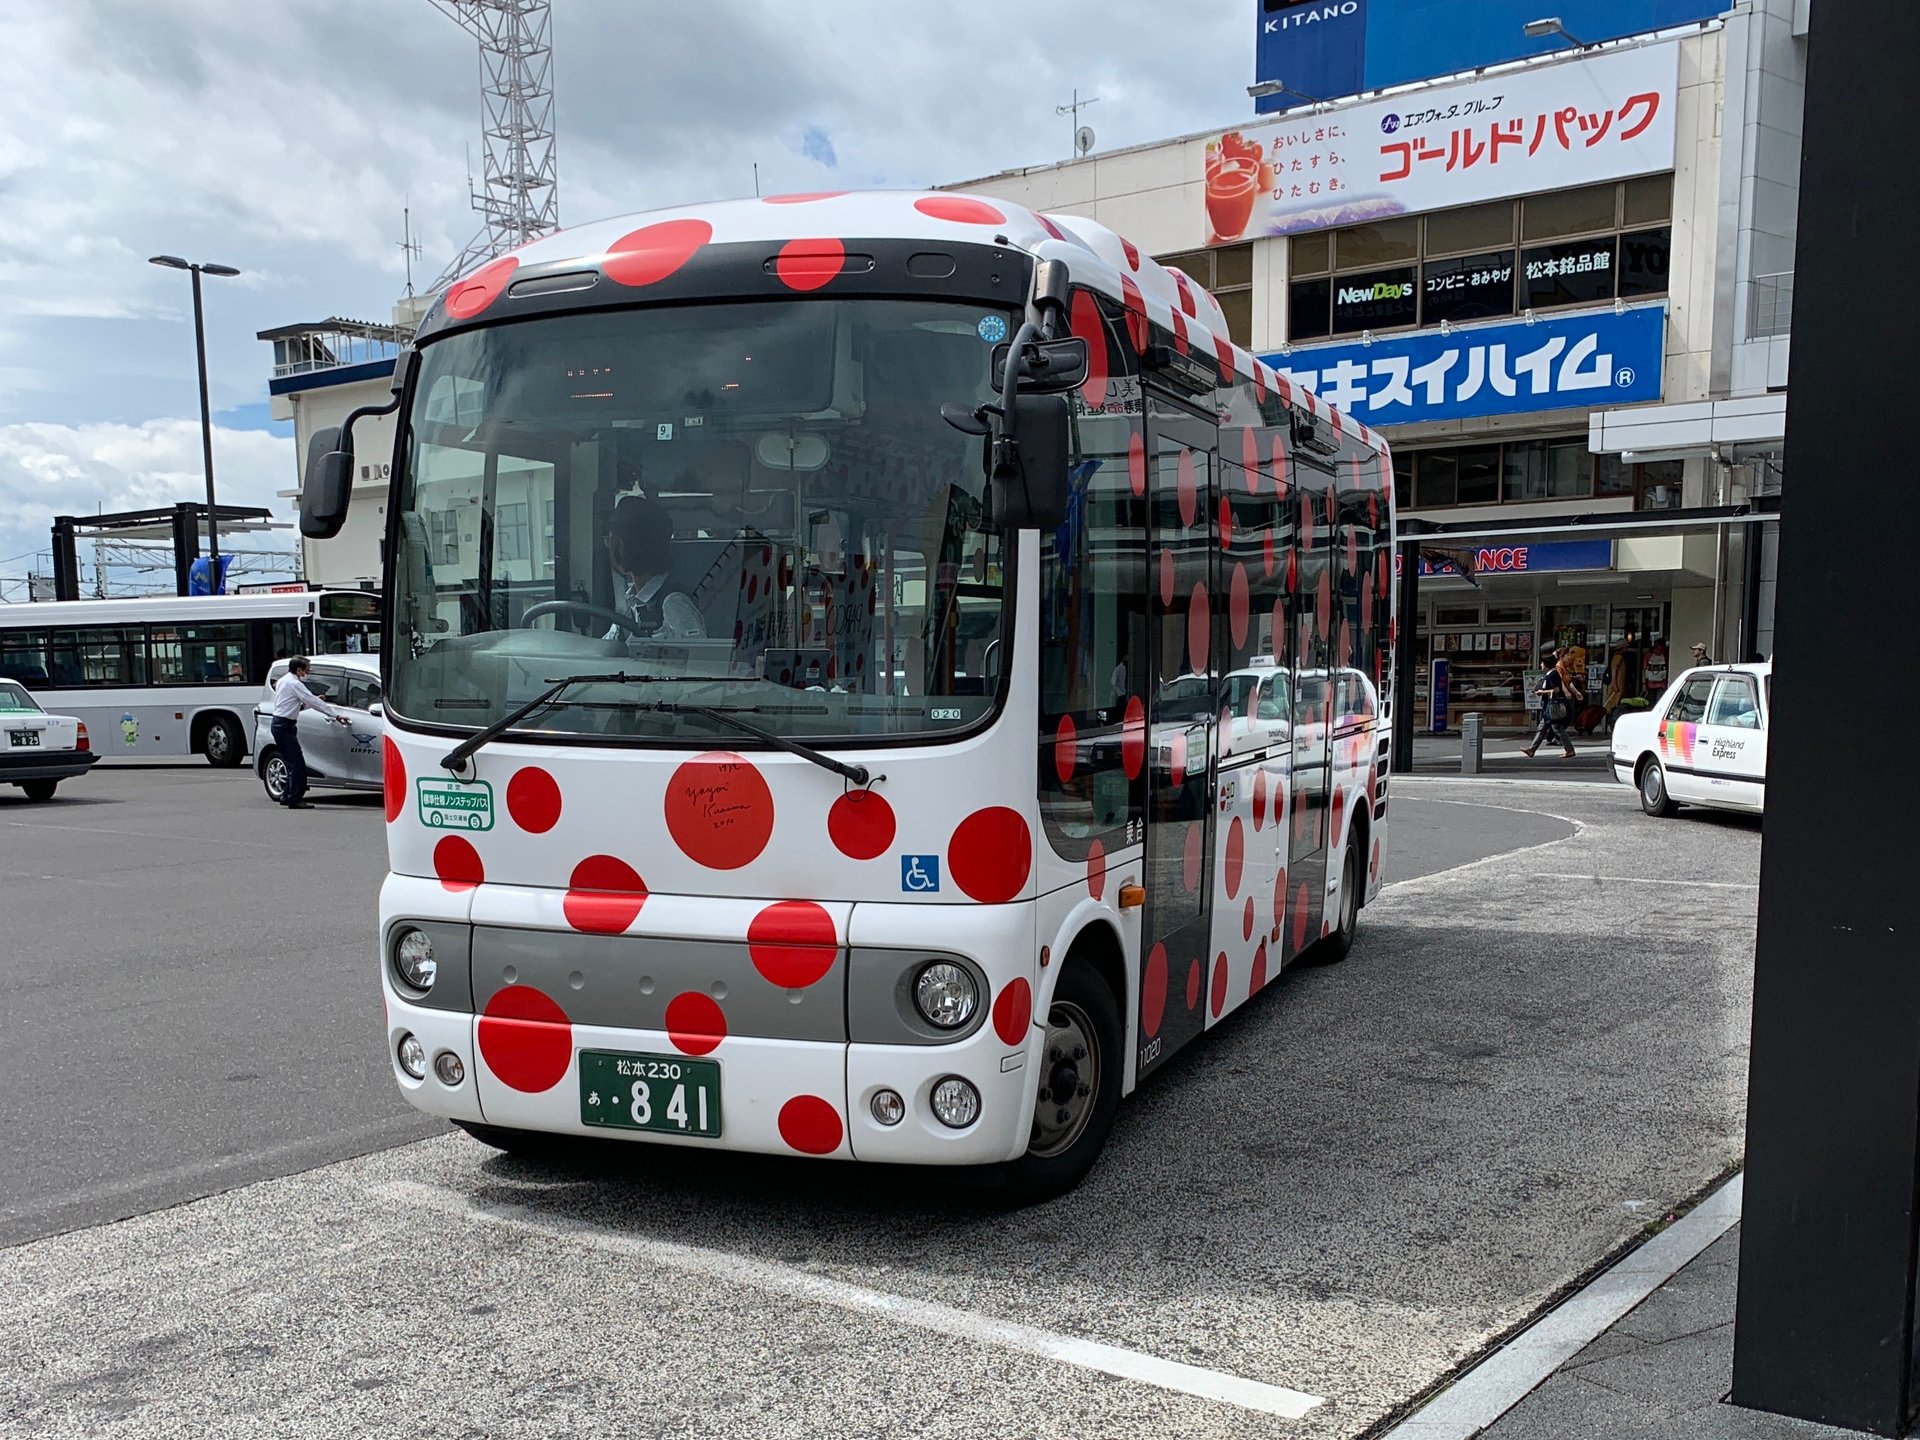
439 672 661 771
641 700 871 787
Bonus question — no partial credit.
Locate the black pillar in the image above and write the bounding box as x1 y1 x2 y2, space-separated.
1730 2 1920 1434
171 503 199 597
50 517 80 602
1392 535 1421 774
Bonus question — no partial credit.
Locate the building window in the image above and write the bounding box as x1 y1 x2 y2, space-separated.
428 510 460 565
1398 437 1690 513
1155 244 1255 345
1286 175 1675 342
496 502 530 565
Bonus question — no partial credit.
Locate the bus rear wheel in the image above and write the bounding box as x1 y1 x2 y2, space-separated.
988 961 1123 1206
201 714 244 768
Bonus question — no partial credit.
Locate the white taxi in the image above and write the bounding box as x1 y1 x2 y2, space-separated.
1610 661 1770 817
0 678 98 801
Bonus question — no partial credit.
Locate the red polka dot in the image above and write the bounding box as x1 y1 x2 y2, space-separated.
1169 731 1187 787
1121 697 1146 780
1120 236 1142 270
1274 867 1289 939
1253 769 1268 830
1173 271 1198 317
382 738 405 823
1070 290 1109 409
1243 895 1256 942
1316 570 1332 639
1242 427 1261 486
1346 528 1360 579
664 991 727 1056
603 218 712 287
1210 952 1229 1018
434 835 484 892
992 976 1032 1045
1054 715 1078 784
747 901 839 988
1182 821 1203 892
1263 529 1276 578
827 788 895 860
778 1095 843 1155
1186 956 1202 1010
947 807 1032 904
1120 275 1148 353
1331 786 1348 849
1142 943 1168 1037
1229 564 1251 649
443 256 517 320
1036 212 1067 240
1087 840 1107 901
1171 306 1190 356
563 854 648 934
913 195 1005 225
1214 331 1235 381
763 191 847 204
1270 435 1288 491
665 752 774 870
506 766 562 834
1250 941 1269 996
1177 449 1197 527
1128 432 1147 497
1224 816 1245 899
1158 549 1175 608
775 236 845 291
1188 583 1211 672
1293 882 1312 953
1300 495 1315 550
477 985 571 1093
1254 363 1269 402
1218 496 1233 551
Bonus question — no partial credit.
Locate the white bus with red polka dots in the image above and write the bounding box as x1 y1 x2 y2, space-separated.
309 191 1394 1201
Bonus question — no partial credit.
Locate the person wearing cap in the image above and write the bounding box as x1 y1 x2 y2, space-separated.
604 493 705 642
1690 642 1714 666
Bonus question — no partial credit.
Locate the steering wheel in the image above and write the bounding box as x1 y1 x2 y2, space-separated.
518 599 650 635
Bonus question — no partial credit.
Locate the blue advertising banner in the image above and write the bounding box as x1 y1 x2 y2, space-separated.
1429 657 1449 733
1410 540 1615 577
1254 0 1726 111
1261 303 1665 426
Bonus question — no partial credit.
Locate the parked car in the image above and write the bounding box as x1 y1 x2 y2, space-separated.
252 654 386 803
1610 661 1770 817
0 678 98 801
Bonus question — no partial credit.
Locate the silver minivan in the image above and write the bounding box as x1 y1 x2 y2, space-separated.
252 653 386 803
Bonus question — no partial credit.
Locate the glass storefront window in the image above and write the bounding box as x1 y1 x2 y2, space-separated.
1619 228 1672 299
1331 266 1418 334
1523 238 1617 309
1522 183 1619 241
1289 277 1332 340
1290 232 1330 276
1334 218 1419 266
1623 174 1674 227
1456 445 1501 505
1426 201 1516 256
1422 251 1516 325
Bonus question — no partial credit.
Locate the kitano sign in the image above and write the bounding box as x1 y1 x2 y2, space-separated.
1206 41 1679 241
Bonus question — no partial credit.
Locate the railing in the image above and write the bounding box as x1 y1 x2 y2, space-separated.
1749 272 1794 339
268 322 409 380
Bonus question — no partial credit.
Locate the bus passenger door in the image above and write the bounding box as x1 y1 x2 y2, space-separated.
1285 458 1336 962
1134 409 1217 1082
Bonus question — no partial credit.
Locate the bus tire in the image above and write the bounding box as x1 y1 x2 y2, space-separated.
200 714 245 768
1312 836 1362 965
21 779 57 802
987 960 1123 1206
1638 757 1679 817
453 1120 571 1161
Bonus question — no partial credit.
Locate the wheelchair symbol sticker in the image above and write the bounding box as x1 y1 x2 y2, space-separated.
901 854 941 893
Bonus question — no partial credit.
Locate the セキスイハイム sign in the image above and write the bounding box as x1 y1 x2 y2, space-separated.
1206 40 1678 241
1260 303 1666 425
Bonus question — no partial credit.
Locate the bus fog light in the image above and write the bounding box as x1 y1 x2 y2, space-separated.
930 1077 981 1129
396 1032 428 1080
914 962 978 1029
870 1089 905 1126
393 928 437 992
433 1051 465 1087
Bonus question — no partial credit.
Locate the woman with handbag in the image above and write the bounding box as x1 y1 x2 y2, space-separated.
1523 647 1582 759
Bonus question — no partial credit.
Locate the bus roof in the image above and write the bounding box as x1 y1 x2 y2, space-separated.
0 592 370 626
420 191 1383 456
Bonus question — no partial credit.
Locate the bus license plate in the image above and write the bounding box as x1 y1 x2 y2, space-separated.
578 1050 721 1138
8 730 39 747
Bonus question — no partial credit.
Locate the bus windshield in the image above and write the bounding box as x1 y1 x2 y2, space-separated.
389 298 1013 745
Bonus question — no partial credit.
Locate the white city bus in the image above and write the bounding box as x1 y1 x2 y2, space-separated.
309 192 1395 1199
0 590 381 764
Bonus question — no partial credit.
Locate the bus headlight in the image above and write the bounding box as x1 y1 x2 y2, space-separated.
914 962 978 1029
930 1077 981 1129
393 927 437 992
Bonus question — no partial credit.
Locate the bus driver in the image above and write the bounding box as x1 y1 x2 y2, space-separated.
604 493 705 642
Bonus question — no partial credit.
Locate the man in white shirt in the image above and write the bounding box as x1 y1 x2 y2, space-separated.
271 656 348 809
603 493 706 644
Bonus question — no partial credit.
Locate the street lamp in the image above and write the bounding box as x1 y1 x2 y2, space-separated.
1523 16 1588 46
1248 78 1329 104
149 254 241 589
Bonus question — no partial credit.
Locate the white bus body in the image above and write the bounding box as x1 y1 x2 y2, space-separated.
356 193 1395 1198
0 591 380 764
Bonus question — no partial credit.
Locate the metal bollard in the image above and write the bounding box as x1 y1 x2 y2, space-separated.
1461 712 1484 775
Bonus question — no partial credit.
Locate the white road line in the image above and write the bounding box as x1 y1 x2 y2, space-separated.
368 1179 1325 1419
1534 872 1757 890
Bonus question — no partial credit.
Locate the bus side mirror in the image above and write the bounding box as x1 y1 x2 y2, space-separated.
300 425 354 539
991 336 1090 395
990 393 1071 531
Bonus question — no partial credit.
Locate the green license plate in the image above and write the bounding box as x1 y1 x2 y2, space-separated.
578 1050 722 1138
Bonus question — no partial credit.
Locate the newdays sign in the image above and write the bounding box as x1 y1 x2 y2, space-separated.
1203 40 1680 241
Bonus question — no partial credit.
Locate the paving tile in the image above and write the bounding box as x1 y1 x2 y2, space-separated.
1481 1371 1656 1440
1576 1322 1734 1418
1563 1328 1649 1368
1612 1264 1737 1342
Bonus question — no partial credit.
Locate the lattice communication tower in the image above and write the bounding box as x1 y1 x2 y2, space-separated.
427 0 559 289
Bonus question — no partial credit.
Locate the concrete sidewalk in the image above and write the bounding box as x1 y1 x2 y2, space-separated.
1408 730 1618 781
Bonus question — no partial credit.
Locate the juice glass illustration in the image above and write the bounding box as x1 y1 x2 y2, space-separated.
1206 158 1260 241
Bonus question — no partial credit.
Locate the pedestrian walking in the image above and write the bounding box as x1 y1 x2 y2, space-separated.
1605 627 1639 731
271 657 348 809
1523 647 1581 759
1689 641 1714 666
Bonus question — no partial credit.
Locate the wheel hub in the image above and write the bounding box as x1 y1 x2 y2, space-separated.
1029 1002 1100 1159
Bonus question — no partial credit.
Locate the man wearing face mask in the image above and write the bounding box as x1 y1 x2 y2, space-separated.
604 493 706 643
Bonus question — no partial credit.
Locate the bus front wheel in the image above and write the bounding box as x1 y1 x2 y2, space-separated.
989 961 1123 1205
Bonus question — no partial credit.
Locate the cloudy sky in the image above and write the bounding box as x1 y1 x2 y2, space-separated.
0 0 1255 598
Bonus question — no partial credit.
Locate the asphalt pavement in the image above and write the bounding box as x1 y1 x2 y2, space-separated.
1 771 1763 1439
